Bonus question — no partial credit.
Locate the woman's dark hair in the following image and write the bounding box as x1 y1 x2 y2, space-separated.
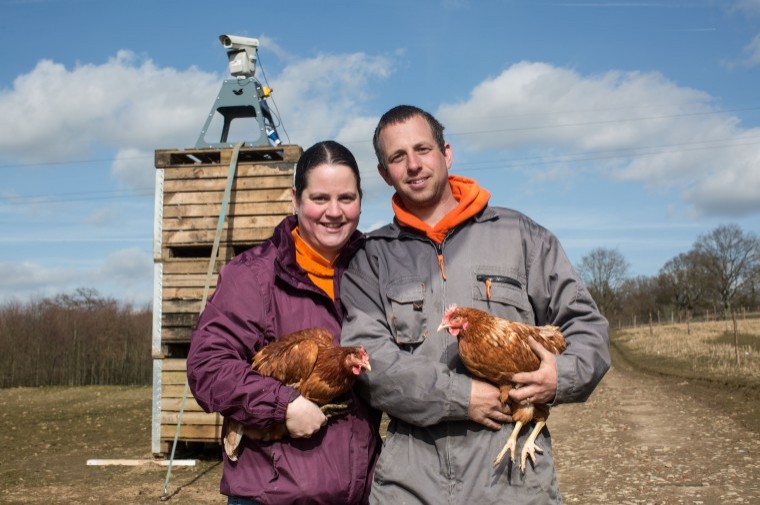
372 105 446 170
294 140 363 199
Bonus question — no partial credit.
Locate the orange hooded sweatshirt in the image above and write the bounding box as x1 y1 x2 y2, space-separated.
391 175 490 280
292 227 337 300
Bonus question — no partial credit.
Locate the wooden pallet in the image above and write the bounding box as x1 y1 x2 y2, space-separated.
152 144 301 453
158 359 222 451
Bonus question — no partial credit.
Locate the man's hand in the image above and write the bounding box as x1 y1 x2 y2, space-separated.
508 336 558 405
285 395 327 438
468 379 512 430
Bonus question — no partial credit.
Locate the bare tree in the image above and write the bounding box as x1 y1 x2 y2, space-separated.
692 224 760 314
658 250 706 328
576 247 630 318
692 224 760 364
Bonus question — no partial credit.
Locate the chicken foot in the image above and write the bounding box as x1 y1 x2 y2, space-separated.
224 420 244 461
320 398 353 418
493 420 524 467
224 399 354 461
519 420 545 473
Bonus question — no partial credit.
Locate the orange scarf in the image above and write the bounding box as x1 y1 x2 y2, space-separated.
391 175 490 244
292 227 336 300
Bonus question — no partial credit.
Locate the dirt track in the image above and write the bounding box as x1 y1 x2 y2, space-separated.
550 346 760 504
1 348 758 504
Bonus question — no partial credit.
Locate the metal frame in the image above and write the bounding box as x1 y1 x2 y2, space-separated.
195 78 275 149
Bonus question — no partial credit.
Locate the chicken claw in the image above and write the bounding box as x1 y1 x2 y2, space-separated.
519 420 546 473
320 399 352 418
493 420 524 467
224 419 244 462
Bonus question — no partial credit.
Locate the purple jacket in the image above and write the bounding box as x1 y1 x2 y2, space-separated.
187 215 380 504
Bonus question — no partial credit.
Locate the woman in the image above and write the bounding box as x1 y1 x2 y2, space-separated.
187 141 380 505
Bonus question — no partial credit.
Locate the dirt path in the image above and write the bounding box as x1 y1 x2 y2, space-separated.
1 352 757 504
550 348 760 504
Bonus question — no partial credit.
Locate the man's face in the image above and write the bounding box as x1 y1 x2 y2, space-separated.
376 115 452 215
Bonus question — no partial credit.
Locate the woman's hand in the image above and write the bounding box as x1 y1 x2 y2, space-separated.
285 395 327 438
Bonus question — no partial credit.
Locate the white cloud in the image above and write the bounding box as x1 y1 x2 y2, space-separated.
0 49 393 191
739 33 760 67
0 248 153 305
111 147 156 194
270 52 393 144
732 0 760 16
0 262 80 294
334 115 385 192
436 61 760 217
0 51 219 163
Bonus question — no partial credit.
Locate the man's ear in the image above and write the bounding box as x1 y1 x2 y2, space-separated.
377 163 392 186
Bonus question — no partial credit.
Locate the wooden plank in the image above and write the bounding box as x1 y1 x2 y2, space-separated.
164 188 291 205
155 145 302 168
161 411 221 425
162 370 190 385
161 398 208 412
161 214 285 232
160 259 230 274
163 358 189 371
163 299 203 314
162 384 193 397
160 327 194 342
162 163 294 180
162 274 219 288
163 227 276 246
160 424 222 441
163 174 292 193
163 201 292 218
162 286 219 300
162 312 201 328
87 459 197 467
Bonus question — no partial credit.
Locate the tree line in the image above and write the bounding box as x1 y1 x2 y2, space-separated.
576 223 760 329
0 288 152 388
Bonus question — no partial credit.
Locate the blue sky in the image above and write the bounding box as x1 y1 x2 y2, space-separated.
1 0 759 305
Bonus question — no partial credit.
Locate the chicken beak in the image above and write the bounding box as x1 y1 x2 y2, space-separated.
437 322 450 332
362 360 372 372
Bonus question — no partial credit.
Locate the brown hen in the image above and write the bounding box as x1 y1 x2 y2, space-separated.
438 305 566 472
224 328 371 461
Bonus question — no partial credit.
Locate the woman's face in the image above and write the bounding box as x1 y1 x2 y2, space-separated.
293 163 361 262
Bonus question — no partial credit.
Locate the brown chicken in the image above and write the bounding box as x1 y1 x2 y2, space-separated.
224 328 371 461
437 305 566 472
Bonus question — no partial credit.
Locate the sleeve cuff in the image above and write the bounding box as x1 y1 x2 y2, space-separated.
552 354 576 406
447 372 472 419
274 387 300 423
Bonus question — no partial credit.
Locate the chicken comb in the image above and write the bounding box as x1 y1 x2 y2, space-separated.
443 304 459 319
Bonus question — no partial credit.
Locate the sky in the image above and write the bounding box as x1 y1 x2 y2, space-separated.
1 0 759 306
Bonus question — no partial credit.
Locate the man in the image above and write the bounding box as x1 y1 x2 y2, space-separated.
340 105 610 504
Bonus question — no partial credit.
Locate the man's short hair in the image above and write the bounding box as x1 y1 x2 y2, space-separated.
373 105 446 170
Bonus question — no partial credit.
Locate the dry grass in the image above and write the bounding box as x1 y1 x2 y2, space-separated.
612 316 760 387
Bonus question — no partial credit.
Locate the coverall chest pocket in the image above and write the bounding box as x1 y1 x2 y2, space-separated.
472 268 535 325
386 279 427 349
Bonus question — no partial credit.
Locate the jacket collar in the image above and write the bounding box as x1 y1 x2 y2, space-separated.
369 205 498 241
273 214 365 287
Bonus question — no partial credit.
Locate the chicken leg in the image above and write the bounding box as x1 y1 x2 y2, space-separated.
520 420 546 472
493 420 525 467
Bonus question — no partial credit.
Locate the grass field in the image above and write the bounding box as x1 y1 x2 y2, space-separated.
612 315 760 390
1 318 758 504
